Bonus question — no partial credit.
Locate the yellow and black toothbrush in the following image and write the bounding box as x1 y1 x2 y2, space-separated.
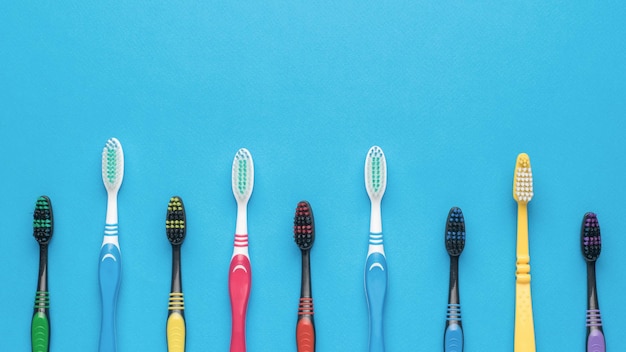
166 196 186 352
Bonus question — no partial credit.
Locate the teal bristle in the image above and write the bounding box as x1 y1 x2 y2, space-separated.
33 196 53 245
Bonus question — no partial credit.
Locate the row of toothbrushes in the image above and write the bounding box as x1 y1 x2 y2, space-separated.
28 139 606 352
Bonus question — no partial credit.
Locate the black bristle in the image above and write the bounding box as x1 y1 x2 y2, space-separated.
581 212 601 262
445 207 465 256
166 196 186 246
294 200 315 251
33 196 53 245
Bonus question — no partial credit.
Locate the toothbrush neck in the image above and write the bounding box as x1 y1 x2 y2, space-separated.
37 245 49 292
105 192 118 224
370 201 382 234
300 250 312 298
516 203 529 256
587 262 599 311
448 256 460 305
171 245 182 293
235 203 248 234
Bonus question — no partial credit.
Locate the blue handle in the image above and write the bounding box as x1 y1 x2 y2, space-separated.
444 323 464 352
99 243 121 352
365 251 387 352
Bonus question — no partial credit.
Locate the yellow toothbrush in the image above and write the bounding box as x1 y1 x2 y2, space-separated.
513 153 535 352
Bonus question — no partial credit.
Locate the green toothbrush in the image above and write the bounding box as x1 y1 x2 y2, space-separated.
31 196 54 352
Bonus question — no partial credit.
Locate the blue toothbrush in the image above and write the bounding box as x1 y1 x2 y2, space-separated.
99 138 124 352
443 207 466 352
364 146 387 352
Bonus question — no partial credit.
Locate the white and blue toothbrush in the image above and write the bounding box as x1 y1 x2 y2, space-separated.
364 146 388 352
99 138 124 352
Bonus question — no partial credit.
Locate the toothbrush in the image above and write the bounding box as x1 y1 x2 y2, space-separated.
443 207 465 352
581 213 605 352
364 146 387 352
166 196 187 352
294 201 316 352
512 153 535 352
99 138 124 352
229 148 254 352
31 196 54 352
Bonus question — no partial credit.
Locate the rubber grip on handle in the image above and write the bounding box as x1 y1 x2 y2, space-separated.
229 254 251 352
587 329 605 352
99 243 121 352
365 252 387 352
31 312 49 352
514 282 535 352
296 317 315 352
444 323 463 352
167 312 186 352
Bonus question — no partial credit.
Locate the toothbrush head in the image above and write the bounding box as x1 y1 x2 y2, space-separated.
101 138 124 193
232 148 254 204
33 196 53 245
364 146 387 202
294 200 315 251
445 207 465 257
513 153 533 204
166 196 186 246
581 212 601 262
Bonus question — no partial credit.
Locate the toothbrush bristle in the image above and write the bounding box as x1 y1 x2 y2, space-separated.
581 212 601 262
513 153 533 203
166 196 186 245
33 196 53 244
445 207 465 256
364 146 387 199
101 137 124 191
294 200 315 251
232 148 254 202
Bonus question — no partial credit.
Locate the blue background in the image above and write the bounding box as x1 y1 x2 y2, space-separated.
1 1 625 351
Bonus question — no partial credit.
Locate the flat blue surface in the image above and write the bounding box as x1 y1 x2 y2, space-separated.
1 1 625 351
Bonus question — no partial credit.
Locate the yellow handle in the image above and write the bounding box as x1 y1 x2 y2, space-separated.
514 204 535 352
514 282 535 351
167 312 186 352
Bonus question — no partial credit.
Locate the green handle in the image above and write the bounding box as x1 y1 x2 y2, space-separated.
31 311 49 352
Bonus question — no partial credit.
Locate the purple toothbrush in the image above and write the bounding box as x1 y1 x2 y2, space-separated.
581 212 605 352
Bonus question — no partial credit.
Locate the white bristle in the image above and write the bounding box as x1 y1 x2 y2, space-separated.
514 160 533 203
101 138 124 193
232 148 254 203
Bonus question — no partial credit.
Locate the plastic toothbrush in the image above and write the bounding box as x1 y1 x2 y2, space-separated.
99 137 124 352
229 148 254 352
166 196 187 352
513 153 535 352
294 201 316 352
31 196 54 352
443 207 466 352
581 212 605 352
364 146 387 352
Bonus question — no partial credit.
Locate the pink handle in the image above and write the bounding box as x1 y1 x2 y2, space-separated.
229 254 251 352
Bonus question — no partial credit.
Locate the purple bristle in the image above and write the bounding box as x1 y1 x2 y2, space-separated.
581 212 601 262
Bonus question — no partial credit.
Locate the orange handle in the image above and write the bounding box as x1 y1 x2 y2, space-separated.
296 317 315 352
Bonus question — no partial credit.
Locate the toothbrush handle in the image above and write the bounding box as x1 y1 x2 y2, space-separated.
99 243 121 352
586 325 605 352
514 279 535 352
229 253 251 352
586 263 605 352
444 323 463 352
296 297 315 352
167 294 186 352
31 291 50 352
365 250 387 352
